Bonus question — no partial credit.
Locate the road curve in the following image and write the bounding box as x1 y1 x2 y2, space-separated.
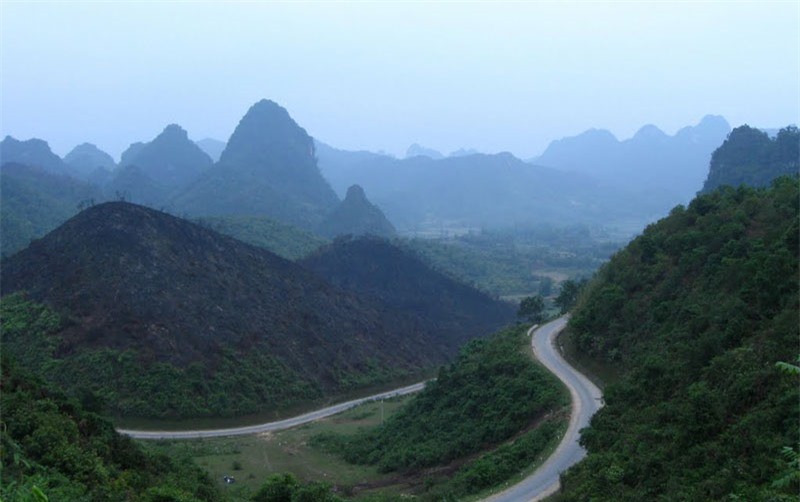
117 382 425 440
483 316 603 502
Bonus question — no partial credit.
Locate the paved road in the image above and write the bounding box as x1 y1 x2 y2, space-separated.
117 382 426 440
483 316 604 502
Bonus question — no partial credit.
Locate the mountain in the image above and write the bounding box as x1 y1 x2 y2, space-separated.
449 147 480 157
0 135 70 174
301 235 515 348
317 184 396 238
118 124 212 191
0 202 462 418
534 115 731 202
700 125 799 194
406 143 443 159
195 137 226 162
0 163 103 257
316 146 668 235
174 100 340 229
559 177 798 500
104 164 169 208
63 142 116 177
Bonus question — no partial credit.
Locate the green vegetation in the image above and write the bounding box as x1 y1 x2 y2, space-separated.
558 177 800 500
399 225 618 298
0 163 102 257
197 215 328 260
0 357 218 501
0 294 411 418
1 203 451 419
701 125 799 194
146 397 414 498
311 325 569 498
517 295 546 323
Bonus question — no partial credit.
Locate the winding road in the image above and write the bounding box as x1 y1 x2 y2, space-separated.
119 316 602 501
117 382 426 440
483 316 604 502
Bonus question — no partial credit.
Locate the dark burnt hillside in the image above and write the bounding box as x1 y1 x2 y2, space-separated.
302 236 515 350
0 202 446 418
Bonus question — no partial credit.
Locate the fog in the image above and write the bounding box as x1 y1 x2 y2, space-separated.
1 1 797 159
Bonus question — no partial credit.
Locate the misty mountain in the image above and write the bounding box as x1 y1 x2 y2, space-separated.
118 124 213 191
317 184 396 239
406 143 443 159
0 163 102 257
195 137 226 162
700 125 799 194
449 147 480 157
105 165 169 208
533 115 731 202
0 202 475 418
174 100 340 229
316 145 668 234
0 136 70 174
63 142 116 177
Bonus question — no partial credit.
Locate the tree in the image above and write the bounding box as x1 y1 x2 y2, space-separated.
517 296 545 323
251 473 298 502
555 279 583 313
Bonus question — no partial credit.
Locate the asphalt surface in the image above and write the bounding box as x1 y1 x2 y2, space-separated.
117 381 426 440
482 316 604 502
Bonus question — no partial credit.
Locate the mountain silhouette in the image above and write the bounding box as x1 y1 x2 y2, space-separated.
174 100 339 229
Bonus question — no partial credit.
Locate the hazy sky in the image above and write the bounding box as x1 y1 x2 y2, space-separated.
1 1 798 160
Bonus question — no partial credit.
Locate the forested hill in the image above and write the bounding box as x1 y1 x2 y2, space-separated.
0 202 453 418
700 125 799 194
302 236 515 349
559 177 799 500
0 358 218 501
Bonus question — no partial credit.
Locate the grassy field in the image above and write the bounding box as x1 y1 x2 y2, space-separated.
143 396 413 500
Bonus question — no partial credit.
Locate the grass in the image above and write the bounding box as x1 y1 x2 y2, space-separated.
143 396 413 499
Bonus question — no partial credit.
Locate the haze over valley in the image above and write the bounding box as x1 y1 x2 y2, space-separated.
1 2 797 501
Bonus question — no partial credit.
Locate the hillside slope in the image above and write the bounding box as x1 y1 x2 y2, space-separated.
1 358 217 501
0 163 103 257
302 236 515 349
559 177 799 500
700 125 798 194
0 202 452 418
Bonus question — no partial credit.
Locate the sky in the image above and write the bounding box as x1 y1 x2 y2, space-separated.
1 1 798 161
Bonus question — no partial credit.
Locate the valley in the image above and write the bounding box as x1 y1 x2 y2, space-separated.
1 32 797 498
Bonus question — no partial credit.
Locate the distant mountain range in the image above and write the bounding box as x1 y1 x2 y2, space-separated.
532 115 731 204
315 143 671 234
2 104 770 256
0 202 512 418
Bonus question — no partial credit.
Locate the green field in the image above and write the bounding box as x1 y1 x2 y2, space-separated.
144 396 413 500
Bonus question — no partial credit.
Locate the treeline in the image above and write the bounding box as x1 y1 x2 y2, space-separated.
0 357 218 501
313 326 568 498
558 177 799 500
